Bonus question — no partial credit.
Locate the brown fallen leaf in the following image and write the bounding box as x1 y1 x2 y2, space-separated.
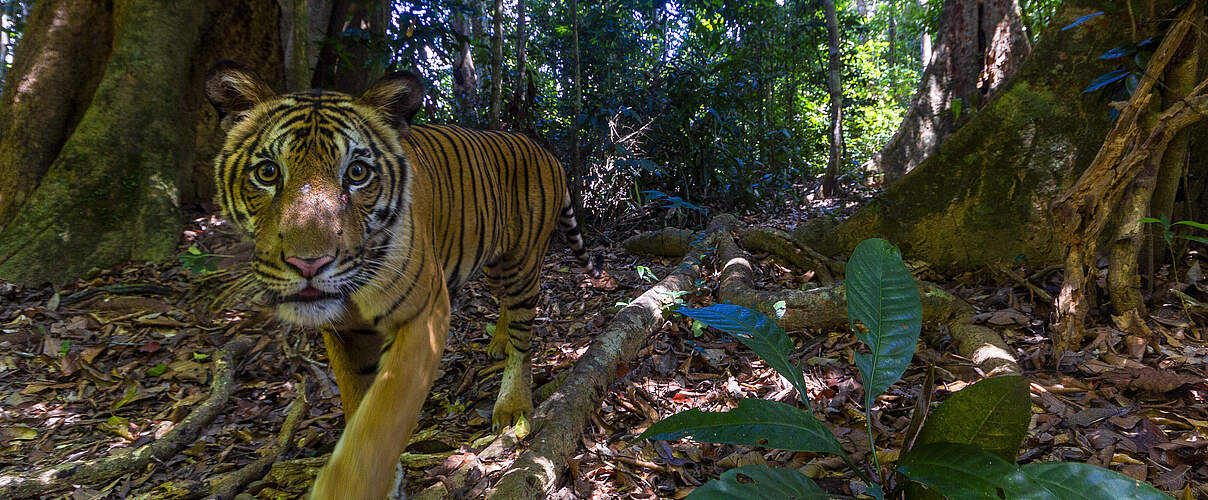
1100 366 1203 393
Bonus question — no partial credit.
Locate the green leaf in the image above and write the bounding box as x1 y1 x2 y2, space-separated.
688 466 828 500
914 376 1031 462
1138 217 1165 225
1176 234 1208 244
187 245 202 255
636 398 844 456
1173 220 1208 231
1005 462 1172 500
677 304 808 402
146 363 168 377
898 443 1015 500
192 352 211 361
845 238 922 407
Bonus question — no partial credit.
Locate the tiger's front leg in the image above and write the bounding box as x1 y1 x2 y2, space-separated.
310 288 451 500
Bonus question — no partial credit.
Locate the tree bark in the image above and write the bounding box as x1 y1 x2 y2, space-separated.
451 0 479 124
278 0 333 92
568 0 583 192
0 0 112 226
821 0 843 197
0 0 287 286
488 0 504 128
864 0 1030 180
512 0 527 129
803 0 1157 274
311 0 389 95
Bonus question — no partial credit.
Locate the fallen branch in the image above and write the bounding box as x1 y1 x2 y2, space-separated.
0 335 259 498
205 376 309 500
481 231 712 499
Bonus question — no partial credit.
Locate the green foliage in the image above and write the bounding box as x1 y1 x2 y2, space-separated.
640 238 1169 499
913 375 1031 462
845 238 922 409
898 443 1019 499
685 465 827 499
636 398 844 456
677 304 808 401
178 245 217 275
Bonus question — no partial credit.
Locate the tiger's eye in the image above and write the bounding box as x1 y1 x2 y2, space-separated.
254 162 279 184
346 162 371 185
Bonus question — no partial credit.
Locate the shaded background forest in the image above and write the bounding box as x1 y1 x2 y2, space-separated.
0 0 1060 222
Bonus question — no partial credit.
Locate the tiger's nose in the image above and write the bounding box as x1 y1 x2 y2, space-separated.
284 255 335 278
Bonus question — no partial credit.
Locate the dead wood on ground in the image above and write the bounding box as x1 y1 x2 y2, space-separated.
0 335 258 498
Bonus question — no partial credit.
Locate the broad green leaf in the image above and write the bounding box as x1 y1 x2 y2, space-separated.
1176 234 1208 244
1173 220 1208 231
687 466 828 500
845 238 922 408
914 376 1031 462
898 443 1015 500
636 398 844 456
677 305 808 403
1005 462 1172 500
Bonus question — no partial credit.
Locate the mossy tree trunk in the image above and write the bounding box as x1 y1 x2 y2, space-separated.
862 0 1030 180
0 0 112 225
803 0 1173 274
0 0 290 286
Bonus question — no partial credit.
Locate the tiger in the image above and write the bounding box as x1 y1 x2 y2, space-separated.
204 59 599 499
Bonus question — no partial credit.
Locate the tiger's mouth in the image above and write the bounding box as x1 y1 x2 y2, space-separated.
278 286 344 303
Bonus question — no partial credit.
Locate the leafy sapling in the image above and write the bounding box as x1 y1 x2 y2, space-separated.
637 238 1171 499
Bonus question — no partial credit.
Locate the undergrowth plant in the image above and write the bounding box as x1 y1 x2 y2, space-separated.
638 238 1170 499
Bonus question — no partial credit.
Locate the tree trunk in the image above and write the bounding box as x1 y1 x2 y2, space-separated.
488 0 504 128
0 0 288 286
279 0 334 92
311 0 389 95
568 0 583 194
821 0 843 197
451 1 479 124
801 0 1170 274
0 0 112 227
865 0 1030 180
512 0 527 129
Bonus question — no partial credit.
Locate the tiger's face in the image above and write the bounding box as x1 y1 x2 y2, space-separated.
205 61 423 326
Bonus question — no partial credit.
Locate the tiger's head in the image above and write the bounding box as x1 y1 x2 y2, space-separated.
205 60 423 326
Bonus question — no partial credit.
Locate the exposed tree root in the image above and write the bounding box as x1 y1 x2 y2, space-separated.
621 227 696 257
0 335 258 498
414 232 712 499
485 236 710 499
1051 1 1206 352
205 377 309 500
739 226 843 283
711 214 1019 376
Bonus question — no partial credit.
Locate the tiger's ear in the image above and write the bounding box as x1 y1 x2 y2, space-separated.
205 59 276 131
357 71 424 132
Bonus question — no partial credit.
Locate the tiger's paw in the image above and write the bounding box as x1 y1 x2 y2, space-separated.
491 395 532 437
491 357 533 435
485 330 509 360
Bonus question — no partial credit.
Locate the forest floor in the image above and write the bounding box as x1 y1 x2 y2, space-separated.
1 200 1206 499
